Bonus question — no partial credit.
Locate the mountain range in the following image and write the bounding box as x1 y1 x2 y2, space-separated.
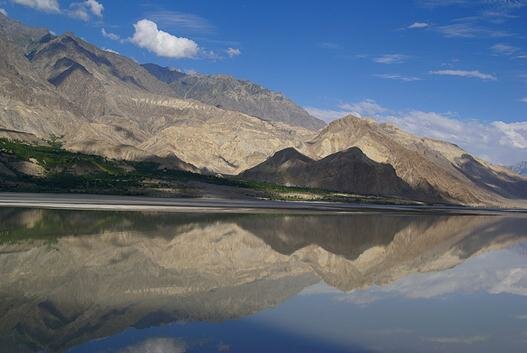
0 13 525 206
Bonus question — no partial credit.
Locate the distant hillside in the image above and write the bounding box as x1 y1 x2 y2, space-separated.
142 63 325 131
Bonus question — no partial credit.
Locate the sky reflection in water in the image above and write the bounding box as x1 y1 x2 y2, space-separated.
0 208 526 353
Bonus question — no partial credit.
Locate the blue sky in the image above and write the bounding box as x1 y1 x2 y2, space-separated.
1 0 526 164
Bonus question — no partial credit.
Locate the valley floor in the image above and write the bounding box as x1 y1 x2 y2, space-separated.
0 192 525 215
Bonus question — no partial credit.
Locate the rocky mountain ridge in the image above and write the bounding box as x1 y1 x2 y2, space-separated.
142 63 325 130
0 13 525 206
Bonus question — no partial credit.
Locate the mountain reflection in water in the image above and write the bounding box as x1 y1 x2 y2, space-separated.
0 208 526 353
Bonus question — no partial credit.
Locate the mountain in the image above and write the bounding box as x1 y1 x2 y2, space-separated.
299 116 527 205
142 63 325 131
240 147 422 200
0 14 314 174
509 161 527 176
0 14 525 206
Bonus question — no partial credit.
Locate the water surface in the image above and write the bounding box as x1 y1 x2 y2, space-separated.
0 208 526 353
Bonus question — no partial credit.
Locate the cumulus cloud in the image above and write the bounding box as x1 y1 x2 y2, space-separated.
68 0 104 21
408 22 429 29
306 101 527 164
226 47 241 57
0 8 7 16
374 73 422 82
373 54 408 64
84 0 103 17
131 19 199 59
13 0 103 20
119 337 186 353
430 69 497 80
384 112 527 164
102 28 120 41
11 0 60 13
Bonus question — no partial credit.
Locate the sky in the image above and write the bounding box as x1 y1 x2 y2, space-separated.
0 0 526 164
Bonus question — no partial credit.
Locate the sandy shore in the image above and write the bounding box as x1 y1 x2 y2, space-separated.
0 192 525 215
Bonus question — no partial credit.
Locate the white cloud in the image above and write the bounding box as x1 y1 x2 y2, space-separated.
408 22 429 29
0 8 7 16
102 48 119 54
339 99 387 116
374 73 422 82
12 0 60 13
305 99 387 123
119 337 186 353
68 0 103 21
102 28 120 41
226 47 241 57
304 107 351 123
493 121 527 149
145 10 214 34
521 97 527 103
131 19 199 59
436 23 511 38
430 69 497 81
383 112 527 164
84 0 103 17
373 54 408 64
490 43 519 55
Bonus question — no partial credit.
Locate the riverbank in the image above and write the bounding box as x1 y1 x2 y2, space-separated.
0 192 525 215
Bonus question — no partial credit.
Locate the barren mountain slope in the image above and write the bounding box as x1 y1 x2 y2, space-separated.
142 63 325 131
0 14 314 173
301 116 527 205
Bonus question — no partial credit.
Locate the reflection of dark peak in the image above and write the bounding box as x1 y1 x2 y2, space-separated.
236 214 415 260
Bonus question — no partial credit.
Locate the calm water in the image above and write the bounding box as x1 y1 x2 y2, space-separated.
0 208 526 353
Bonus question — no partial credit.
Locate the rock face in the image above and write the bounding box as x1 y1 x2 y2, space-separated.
300 116 527 205
509 161 527 176
142 63 325 131
0 209 525 352
240 147 417 199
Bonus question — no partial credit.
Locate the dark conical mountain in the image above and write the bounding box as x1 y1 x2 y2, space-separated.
240 146 420 199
